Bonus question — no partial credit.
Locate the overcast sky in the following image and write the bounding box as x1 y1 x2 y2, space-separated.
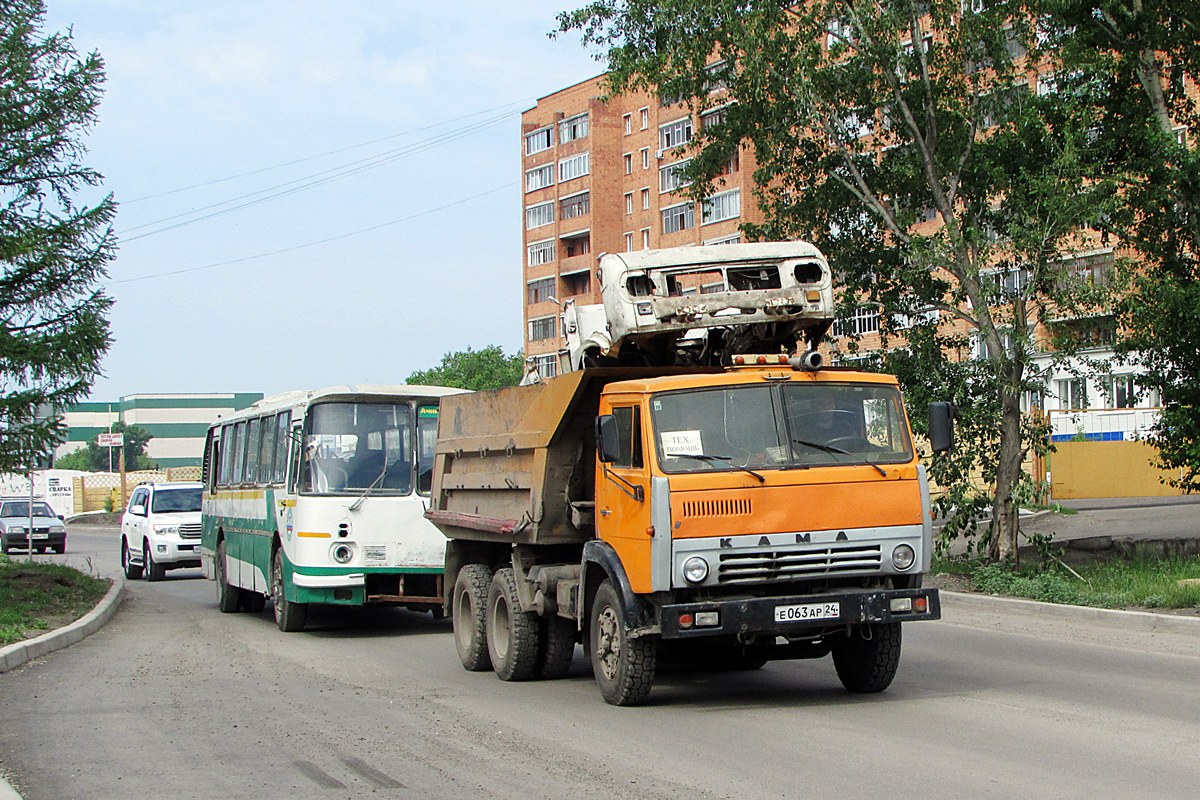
40 1 602 401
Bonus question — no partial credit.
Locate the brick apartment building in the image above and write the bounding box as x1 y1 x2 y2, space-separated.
520 75 763 379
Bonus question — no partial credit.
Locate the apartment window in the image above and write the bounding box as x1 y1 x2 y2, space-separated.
659 117 694 151
623 153 633 174
1061 251 1115 287
827 17 853 48
641 148 650 169
662 203 695 234
527 277 555 304
641 188 650 209
529 315 557 342
624 192 634 214
1105 375 1139 409
563 233 591 257
558 152 590 182
838 108 874 139
834 306 881 337
705 233 741 245
660 159 692 193
527 239 555 266
531 354 557 380
525 164 554 193
623 114 632 135
703 60 730 93
558 113 589 143
702 189 741 224
560 191 590 220
641 228 651 249
624 232 634 252
1056 378 1088 410
700 105 729 130
525 201 554 230
562 271 590 296
640 107 649 129
525 126 553 155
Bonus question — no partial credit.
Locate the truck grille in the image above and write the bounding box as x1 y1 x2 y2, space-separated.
717 543 881 585
681 498 752 518
179 523 202 540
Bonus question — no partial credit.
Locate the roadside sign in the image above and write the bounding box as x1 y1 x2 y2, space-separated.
97 433 124 447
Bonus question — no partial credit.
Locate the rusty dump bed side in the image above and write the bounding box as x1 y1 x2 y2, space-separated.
426 367 719 545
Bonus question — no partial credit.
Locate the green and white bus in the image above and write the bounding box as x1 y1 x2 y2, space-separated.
200 385 468 631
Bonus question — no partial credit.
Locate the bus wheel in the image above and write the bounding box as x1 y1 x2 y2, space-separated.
534 615 576 679
272 548 307 632
122 540 143 580
589 580 657 706
832 622 901 693
215 541 240 613
453 564 493 671
485 568 539 681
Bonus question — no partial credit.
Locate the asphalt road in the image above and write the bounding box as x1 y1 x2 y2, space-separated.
1 526 1199 799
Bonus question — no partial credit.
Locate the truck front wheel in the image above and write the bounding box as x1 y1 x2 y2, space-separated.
589 580 656 706
453 564 493 672
486 568 540 681
832 622 901 693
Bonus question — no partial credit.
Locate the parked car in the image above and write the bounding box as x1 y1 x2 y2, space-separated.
120 482 203 581
0 498 67 555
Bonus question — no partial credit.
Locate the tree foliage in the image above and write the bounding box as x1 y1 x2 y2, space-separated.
0 0 115 473
1043 0 1200 490
406 346 525 391
559 0 1112 560
53 421 155 472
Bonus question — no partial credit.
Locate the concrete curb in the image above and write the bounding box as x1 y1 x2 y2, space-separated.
0 576 125 674
942 590 1200 633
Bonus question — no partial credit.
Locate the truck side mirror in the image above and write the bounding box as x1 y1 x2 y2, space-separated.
928 402 955 454
595 415 620 463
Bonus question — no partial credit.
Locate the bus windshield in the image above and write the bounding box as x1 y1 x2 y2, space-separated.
652 382 913 474
301 401 414 495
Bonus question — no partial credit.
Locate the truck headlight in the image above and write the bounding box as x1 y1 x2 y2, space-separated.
683 556 709 584
891 544 916 571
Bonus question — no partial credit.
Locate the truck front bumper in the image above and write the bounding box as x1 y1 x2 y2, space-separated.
657 587 940 640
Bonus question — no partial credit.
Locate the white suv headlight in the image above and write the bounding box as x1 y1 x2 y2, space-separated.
153 524 179 535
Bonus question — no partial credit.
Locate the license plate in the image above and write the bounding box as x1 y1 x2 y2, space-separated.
774 602 840 623
31 533 49 540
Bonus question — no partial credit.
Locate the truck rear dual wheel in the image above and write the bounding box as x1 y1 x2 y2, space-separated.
589 580 657 706
832 622 902 693
486 568 540 681
535 615 576 679
453 564 493 671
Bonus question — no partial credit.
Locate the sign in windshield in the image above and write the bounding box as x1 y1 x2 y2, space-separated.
652 383 914 474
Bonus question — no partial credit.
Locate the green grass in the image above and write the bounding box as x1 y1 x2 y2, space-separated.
0 556 111 645
935 554 1200 610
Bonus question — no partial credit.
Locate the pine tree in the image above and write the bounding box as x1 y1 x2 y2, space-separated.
0 0 115 473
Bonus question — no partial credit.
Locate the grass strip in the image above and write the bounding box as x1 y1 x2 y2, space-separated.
0 556 111 646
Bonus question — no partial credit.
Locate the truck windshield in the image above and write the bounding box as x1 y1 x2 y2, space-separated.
651 382 913 474
301 401 414 495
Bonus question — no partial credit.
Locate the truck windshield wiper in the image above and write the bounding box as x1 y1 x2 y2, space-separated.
666 453 766 483
792 439 887 477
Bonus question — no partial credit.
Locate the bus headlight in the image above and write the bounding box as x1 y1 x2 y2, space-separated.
891 544 916 571
331 544 354 564
683 556 709 584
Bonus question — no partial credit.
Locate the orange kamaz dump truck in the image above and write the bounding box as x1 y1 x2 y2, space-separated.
426 244 951 705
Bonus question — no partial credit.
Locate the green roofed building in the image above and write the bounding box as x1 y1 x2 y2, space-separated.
57 393 264 468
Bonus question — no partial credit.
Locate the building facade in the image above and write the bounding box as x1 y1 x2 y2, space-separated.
57 393 263 468
520 75 763 378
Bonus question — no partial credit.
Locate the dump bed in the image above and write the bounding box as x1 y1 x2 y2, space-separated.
425 367 718 545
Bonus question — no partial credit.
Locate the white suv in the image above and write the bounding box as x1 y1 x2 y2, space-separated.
120 482 203 581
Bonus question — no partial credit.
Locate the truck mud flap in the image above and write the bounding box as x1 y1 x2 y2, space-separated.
657 587 940 640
